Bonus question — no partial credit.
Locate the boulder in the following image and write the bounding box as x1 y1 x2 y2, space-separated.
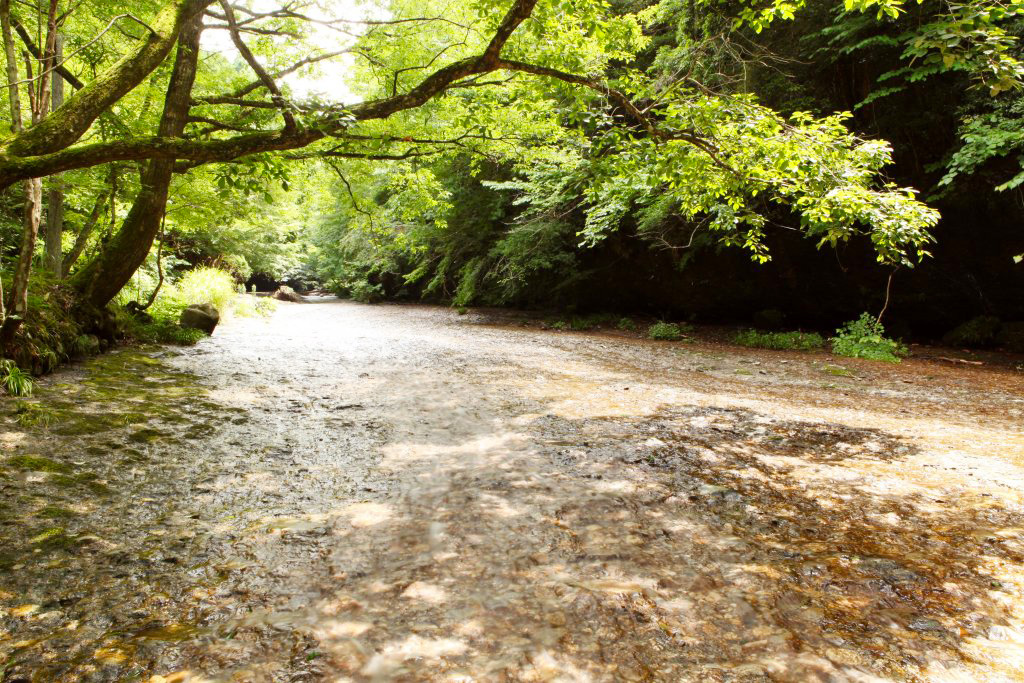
179 303 220 334
272 286 304 303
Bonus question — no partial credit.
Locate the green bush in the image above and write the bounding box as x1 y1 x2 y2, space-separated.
831 313 908 363
0 359 33 397
177 267 237 313
997 322 1024 352
648 321 690 341
616 317 637 331
734 329 825 351
942 315 1001 347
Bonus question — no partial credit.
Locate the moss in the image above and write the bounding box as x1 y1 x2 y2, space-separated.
823 364 856 377
51 472 110 496
38 505 77 519
128 427 167 444
50 415 119 436
13 402 56 428
7 455 72 474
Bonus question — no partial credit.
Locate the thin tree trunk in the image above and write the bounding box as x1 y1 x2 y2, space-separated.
1 0 58 343
44 33 64 276
0 0 22 335
62 190 107 276
72 14 203 309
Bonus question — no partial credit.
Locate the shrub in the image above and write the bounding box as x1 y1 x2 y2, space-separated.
942 315 1001 347
734 329 825 351
350 280 384 303
177 267 237 313
569 316 596 331
648 321 689 341
996 321 1024 353
616 317 637 331
0 359 33 397
831 313 908 363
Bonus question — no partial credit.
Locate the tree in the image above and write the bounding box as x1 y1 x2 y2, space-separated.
1 0 1017 333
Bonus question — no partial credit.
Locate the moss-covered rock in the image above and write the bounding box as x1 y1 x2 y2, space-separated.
7 455 72 474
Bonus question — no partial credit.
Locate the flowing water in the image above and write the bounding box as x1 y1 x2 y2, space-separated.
2 299 1024 682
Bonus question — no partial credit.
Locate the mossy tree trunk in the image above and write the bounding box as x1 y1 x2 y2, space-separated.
71 15 204 309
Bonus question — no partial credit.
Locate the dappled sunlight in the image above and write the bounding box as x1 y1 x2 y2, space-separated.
3 301 1023 680
342 501 393 528
360 635 470 678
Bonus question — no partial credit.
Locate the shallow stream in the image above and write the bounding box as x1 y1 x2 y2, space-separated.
2 300 1024 681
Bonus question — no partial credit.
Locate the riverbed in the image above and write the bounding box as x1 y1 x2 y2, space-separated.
2 299 1024 682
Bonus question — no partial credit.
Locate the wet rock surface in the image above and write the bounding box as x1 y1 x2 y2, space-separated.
1 300 1024 681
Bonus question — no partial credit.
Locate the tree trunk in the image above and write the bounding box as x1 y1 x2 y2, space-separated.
62 190 107 277
72 15 203 309
0 0 58 344
0 0 21 336
44 34 64 276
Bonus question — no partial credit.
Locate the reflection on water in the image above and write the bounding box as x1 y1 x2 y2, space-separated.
1 300 1023 681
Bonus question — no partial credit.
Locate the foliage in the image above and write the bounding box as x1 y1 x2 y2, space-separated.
0 360 33 397
648 321 690 340
0 271 86 375
617 317 638 331
831 313 908 362
734 329 826 350
118 314 208 346
942 315 1002 347
176 268 238 314
996 321 1024 352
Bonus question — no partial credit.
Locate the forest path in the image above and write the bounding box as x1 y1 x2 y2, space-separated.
3 299 1024 682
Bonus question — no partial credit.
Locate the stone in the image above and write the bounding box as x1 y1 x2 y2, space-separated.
273 286 304 303
179 303 219 334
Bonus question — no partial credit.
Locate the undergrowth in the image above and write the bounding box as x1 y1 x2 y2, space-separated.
831 313 908 363
734 329 825 351
117 266 274 346
648 321 691 341
0 360 33 397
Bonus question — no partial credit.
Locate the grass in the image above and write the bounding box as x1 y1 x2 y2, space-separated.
1 360 33 396
734 329 825 351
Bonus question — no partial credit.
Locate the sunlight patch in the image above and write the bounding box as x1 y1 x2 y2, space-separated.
401 581 448 604
361 636 468 677
344 502 391 528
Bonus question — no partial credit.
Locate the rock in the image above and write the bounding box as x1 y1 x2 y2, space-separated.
179 303 219 334
273 286 304 303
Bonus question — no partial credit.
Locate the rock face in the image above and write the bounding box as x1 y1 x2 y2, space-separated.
272 286 304 303
179 303 220 334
